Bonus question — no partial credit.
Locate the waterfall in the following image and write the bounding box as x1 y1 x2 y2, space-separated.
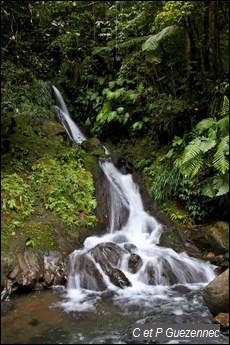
51 84 87 144
50 86 217 313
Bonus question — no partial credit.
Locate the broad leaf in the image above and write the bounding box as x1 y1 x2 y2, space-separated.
142 25 178 52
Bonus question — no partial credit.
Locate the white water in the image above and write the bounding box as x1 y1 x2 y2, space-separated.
51 85 217 323
51 85 87 144
59 160 216 314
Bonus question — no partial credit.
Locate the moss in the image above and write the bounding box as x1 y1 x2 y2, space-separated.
23 221 57 250
2 112 66 174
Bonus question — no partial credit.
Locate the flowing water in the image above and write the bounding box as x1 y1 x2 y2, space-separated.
1 85 228 344
51 84 87 143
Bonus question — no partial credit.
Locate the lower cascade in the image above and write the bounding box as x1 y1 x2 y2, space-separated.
60 158 216 313
51 84 216 316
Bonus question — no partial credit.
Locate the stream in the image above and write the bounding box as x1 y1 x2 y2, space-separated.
1 85 228 344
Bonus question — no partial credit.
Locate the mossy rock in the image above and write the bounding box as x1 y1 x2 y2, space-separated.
2 112 66 174
191 221 229 255
81 137 107 157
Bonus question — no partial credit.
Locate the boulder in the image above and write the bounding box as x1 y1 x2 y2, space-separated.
202 268 229 316
191 221 229 255
213 313 229 331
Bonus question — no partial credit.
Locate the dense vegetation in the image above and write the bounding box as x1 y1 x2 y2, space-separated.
1 1 229 239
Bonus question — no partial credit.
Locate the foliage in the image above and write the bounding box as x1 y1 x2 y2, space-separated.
1 0 229 227
148 96 229 223
1 173 35 218
29 147 97 228
174 96 229 197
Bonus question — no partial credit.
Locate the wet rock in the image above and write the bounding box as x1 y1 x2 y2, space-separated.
213 313 229 331
112 156 134 175
124 243 137 253
104 266 131 289
90 242 127 267
1 248 67 299
89 242 131 288
128 253 142 274
71 253 107 291
203 268 229 316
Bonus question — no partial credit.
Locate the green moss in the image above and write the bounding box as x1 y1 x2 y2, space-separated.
23 221 57 250
2 112 65 174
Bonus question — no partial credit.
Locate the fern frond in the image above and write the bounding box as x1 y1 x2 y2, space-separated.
213 135 229 174
220 96 229 118
195 118 216 134
179 153 203 177
181 138 202 164
217 116 229 135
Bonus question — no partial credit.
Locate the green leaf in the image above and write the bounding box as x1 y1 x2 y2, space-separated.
196 118 216 134
98 77 105 86
172 136 183 147
200 178 216 198
117 107 124 114
8 199 17 209
107 111 117 122
213 135 229 174
200 138 216 153
142 25 178 52
216 184 229 196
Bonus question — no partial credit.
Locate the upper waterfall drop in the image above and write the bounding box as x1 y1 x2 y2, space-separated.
51 84 87 144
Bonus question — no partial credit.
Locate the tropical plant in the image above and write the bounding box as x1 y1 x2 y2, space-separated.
2 173 34 218
174 96 229 198
29 147 97 228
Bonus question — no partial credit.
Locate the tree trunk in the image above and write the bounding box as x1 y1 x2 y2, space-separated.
209 1 222 80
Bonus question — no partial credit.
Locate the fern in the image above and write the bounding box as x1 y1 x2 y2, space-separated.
217 116 229 135
195 118 216 134
180 138 202 164
220 95 229 118
213 135 229 174
177 152 203 177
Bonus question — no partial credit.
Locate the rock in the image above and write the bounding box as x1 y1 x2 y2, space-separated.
90 242 131 288
192 221 229 255
67 242 132 290
81 137 106 156
203 268 229 316
1 248 67 299
69 253 107 291
213 313 229 331
128 253 142 274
